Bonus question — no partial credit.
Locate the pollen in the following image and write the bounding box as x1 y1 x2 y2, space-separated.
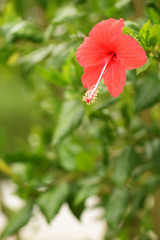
82 85 99 105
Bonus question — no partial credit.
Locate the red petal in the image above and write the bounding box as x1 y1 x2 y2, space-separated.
89 18 124 45
103 58 126 97
112 34 147 70
76 18 125 68
76 37 108 68
81 65 103 89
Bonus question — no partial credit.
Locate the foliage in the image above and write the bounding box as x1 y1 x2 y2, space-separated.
0 0 160 239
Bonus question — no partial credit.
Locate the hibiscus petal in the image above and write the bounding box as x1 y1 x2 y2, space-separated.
76 19 125 68
89 18 125 48
81 65 104 89
76 37 108 68
103 58 126 97
112 34 147 70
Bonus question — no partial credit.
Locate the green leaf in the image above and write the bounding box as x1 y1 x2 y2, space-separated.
135 75 160 111
74 184 99 206
145 175 160 190
113 146 139 185
58 140 96 172
131 188 146 214
147 6 160 24
38 183 69 223
94 97 119 111
125 20 140 31
149 138 160 170
149 24 160 46
18 45 53 70
123 26 138 39
106 188 129 228
2 202 33 237
53 100 84 145
53 5 84 24
76 151 95 172
44 5 84 40
61 53 76 85
139 20 152 45
4 151 45 164
35 65 68 87
47 42 73 69
58 141 79 171
68 199 85 220
67 183 85 220
5 20 43 43
115 0 131 9
136 59 151 75
139 234 151 240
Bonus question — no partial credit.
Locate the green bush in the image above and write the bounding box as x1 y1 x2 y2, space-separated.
0 0 160 239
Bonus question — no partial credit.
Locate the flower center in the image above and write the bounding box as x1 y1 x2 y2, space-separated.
83 53 114 105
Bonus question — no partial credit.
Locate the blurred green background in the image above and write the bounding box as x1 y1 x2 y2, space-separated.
0 0 160 239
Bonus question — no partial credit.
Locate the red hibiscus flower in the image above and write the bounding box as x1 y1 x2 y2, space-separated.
76 18 147 104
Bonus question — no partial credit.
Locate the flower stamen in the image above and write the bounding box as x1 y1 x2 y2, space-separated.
82 58 111 105
82 53 115 105
83 85 99 105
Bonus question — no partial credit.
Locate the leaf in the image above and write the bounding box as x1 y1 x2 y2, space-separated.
18 45 53 70
94 97 119 111
35 65 68 87
106 188 129 228
139 234 151 240
125 20 140 31
53 100 84 145
139 20 152 45
76 151 95 172
131 188 146 214
149 24 160 46
2 202 33 237
53 5 84 24
44 5 84 40
47 42 74 69
135 75 160 111
115 0 131 9
74 184 99 206
149 138 160 170
131 175 160 214
58 140 95 172
123 26 138 39
151 138 160 161
4 151 46 164
58 141 79 171
67 183 85 220
5 20 43 43
0 23 15 37
136 59 151 75
147 6 160 24
113 146 139 185
145 175 160 190
61 53 75 85
0 158 12 175
68 199 85 220
38 183 69 223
